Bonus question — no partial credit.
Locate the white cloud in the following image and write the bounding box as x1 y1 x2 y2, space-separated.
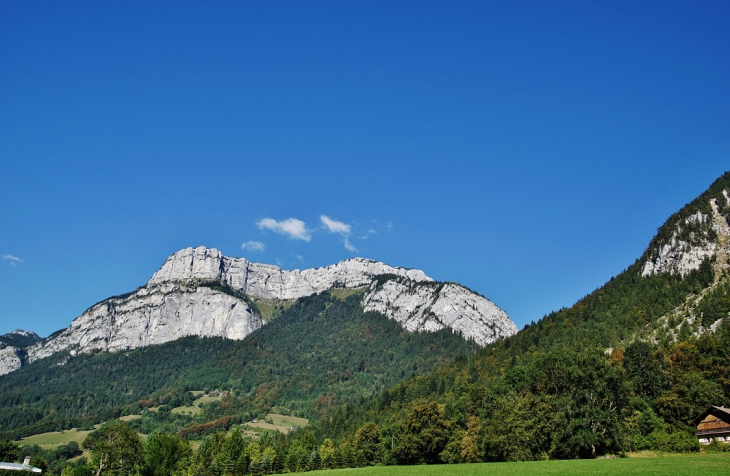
2 254 22 266
320 215 357 252
343 237 357 252
241 241 265 252
295 254 304 263
257 218 311 241
320 215 351 234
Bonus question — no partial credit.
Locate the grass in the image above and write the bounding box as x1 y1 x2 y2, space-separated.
251 288 364 321
193 394 222 406
251 297 296 321
19 428 96 449
305 453 730 476
119 414 142 421
243 413 309 435
330 287 366 300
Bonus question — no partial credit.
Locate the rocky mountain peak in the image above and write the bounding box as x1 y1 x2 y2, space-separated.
148 246 432 299
1 247 515 376
641 172 730 278
0 329 41 348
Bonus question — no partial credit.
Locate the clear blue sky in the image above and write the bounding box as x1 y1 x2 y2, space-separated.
1 1 728 337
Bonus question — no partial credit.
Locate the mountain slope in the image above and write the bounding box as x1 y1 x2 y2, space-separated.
0 291 478 440
314 171 730 462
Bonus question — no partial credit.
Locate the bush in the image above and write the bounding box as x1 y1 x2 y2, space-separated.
705 440 730 452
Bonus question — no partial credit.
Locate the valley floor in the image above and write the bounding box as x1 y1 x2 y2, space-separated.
304 453 730 476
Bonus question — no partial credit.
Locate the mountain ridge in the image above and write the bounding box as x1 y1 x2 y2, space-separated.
0 249 516 375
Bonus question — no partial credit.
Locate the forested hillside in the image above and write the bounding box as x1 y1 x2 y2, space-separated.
0 291 476 441
309 172 730 463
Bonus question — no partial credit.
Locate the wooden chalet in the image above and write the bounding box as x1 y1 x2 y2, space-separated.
692 406 730 444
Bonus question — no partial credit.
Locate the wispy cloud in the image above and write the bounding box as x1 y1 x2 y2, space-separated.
257 218 311 241
320 215 351 234
241 241 265 252
359 229 378 240
343 237 357 252
2 254 23 266
320 215 357 252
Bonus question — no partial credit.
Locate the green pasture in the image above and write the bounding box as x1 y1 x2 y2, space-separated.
305 453 730 476
243 413 308 434
19 428 96 449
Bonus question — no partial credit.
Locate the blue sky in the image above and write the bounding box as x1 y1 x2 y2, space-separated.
1 1 728 337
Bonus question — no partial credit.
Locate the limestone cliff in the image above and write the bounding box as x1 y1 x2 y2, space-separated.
4 247 516 376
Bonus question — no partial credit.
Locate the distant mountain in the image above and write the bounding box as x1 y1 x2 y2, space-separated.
0 246 516 439
0 330 42 375
0 329 42 348
1 247 515 375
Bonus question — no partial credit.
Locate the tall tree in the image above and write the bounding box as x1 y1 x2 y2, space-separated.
83 422 143 476
143 432 191 476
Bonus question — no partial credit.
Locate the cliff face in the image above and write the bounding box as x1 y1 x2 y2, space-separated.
0 347 22 375
641 182 730 279
363 279 517 347
147 247 430 298
27 283 263 363
4 247 516 376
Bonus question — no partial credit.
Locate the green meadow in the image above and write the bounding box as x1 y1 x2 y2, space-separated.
305 453 730 476
19 428 96 449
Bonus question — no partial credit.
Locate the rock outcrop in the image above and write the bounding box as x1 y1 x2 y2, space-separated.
6 246 516 376
0 347 22 375
28 283 263 363
642 191 730 278
363 278 517 346
148 247 430 298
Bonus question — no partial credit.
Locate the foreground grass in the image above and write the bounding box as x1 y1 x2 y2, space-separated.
305 453 730 476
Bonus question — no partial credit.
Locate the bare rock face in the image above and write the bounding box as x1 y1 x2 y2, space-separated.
642 192 730 278
148 247 431 298
28 283 263 364
5 247 516 376
0 347 22 375
363 279 517 346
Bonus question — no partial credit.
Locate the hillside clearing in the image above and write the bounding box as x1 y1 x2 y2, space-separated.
243 413 308 434
19 428 96 449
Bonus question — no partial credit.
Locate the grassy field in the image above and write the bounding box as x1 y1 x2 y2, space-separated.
305 453 730 476
251 297 296 320
119 414 142 421
329 287 367 300
171 392 222 415
19 428 96 449
244 413 308 434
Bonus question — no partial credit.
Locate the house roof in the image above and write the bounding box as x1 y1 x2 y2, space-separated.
691 406 730 427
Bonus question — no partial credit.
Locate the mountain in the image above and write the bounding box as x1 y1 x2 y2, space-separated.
314 171 730 462
0 290 482 440
2 247 515 376
0 330 42 375
0 249 515 439
0 329 42 348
